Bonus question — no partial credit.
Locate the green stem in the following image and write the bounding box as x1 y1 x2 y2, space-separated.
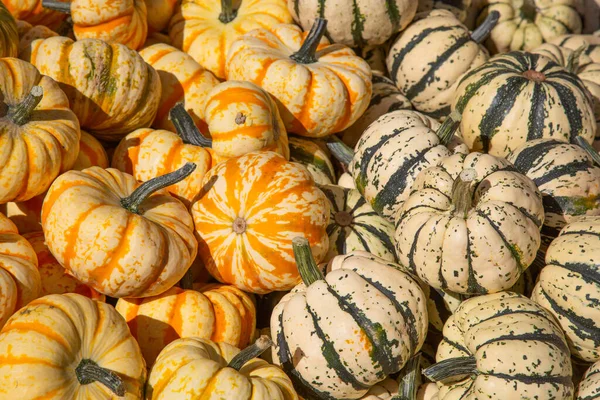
290 18 327 64
326 135 354 166
436 110 462 146
394 353 422 400
8 86 43 126
452 169 477 218
566 45 588 73
169 103 212 148
576 136 600 167
470 11 500 43
218 0 238 23
228 336 272 370
121 163 197 214
292 236 324 286
42 0 71 13
75 359 125 396
423 356 477 383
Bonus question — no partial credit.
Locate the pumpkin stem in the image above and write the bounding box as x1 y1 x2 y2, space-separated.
326 135 354 165
452 168 477 218
228 335 273 370
218 0 238 23
293 236 324 286
423 356 477 383
290 18 327 64
75 359 125 396
395 353 422 400
576 136 600 167
56 16 73 36
436 110 462 145
470 11 500 43
169 103 212 148
41 0 71 13
566 45 588 73
8 86 44 126
121 162 197 214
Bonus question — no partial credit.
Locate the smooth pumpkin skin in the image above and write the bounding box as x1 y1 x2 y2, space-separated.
145 0 178 33
226 23 372 138
191 151 330 294
0 3 19 58
205 80 290 159
577 360 600 399
115 284 257 365
16 20 58 60
73 130 110 171
169 0 293 80
27 36 161 141
0 293 146 399
139 43 219 133
288 136 335 185
4 0 67 31
0 58 80 203
41 167 198 298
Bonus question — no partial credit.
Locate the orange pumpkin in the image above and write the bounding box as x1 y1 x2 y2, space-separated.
16 20 58 60
145 0 179 33
73 130 110 170
4 0 67 31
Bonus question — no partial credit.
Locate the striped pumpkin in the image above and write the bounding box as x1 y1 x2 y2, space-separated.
425 292 573 399
577 360 600 399
226 19 372 138
395 152 544 295
350 109 467 222
531 216 600 362
4 0 67 30
452 51 596 157
16 20 56 60
549 34 600 62
191 151 330 293
289 136 336 185
320 184 397 262
73 130 110 170
423 285 464 346
417 0 472 22
28 36 161 141
169 0 292 80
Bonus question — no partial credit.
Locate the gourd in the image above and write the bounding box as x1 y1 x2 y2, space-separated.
577 360 600 399
73 130 110 170
142 32 172 49
289 136 336 185
4 0 67 30
16 20 58 60
452 51 596 157
549 34 600 62
0 293 146 398
41 164 198 298
144 0 178 33
417 0 472 23
169 0 293 80
191 151 330 293
395 152 544 295
226 19 372 138
424 292 573 399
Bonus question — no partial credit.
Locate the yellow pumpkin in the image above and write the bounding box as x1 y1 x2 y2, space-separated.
4 0 68 31
226 19 372 138
1 2 23 58
16 20 58 59
73 130 110 170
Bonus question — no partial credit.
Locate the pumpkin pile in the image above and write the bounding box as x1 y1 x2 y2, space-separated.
0 0 600 399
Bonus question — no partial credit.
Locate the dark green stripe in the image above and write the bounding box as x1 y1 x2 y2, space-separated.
441 337 470 355
475 209 525 275
466 231 487 294
353 222 397 259
510 139 564 174
546 81 585 143
351 0 366 47
531 161 591 187
476 332 570 354
486 371 573 387
453 67 511 113
542 194 600 217
526 82 547 141
546 261 600 287
384 0 401 32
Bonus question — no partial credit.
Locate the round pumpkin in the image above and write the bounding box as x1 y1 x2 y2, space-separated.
4 0 67 30
16 20 57 60
288 136 335 185
41 164 198 298
192 151 330 294
0 2 22 59
577 360 600 399
27 36 161 141
145 0 178 33
169 0 293 80
73 130 110 170
452 51 596 157
226 19 372 138
417 0 472 22
0 293 146 398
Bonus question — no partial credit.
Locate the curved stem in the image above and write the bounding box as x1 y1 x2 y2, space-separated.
452 169 477 218
9 86 44 126
218 0 238 23
75 359 125 396
326 135 354 166
436 110 462 146
290 18 327 64
228 336 273 370
576 136 600 167
121 163 197 214
396 353 422 400
423 356 477 383
470 11 500 43
169 103 212 148
566 45 588 73
292 236 324 286
42 0 71 13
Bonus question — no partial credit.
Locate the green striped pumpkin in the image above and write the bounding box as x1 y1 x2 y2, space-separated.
425 292 574 399
531 216 600 363
453 51 596 157
287 0 418 47
423 286 464 347
549 34 600 62
417 0 472 23
577 360 600 399
271 240 427 400
289 136 336 185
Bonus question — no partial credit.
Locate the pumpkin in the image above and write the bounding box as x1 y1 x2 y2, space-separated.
423 285 464 346
142 31 172 49
474 0 582 53
42 0 148 50
417 0 472 23
290 0 416 47
144 0 178 33
0 5 21 59
16 20 57 60
271 239 428 399
0 293 146 398
549 34 600 62
289 135 336 185
41 164 198 298
396 151 544 295
226 19 372 138
27 36 161 141
349 109 467 222
0 58 80 203
577 360 600 399
192 151 330 293
139 43 219 133
319 184 397 262
4 0 67 30
204 80 290 159
169 0 293 80
452 51 596 157
73 130 110 170
386 10 496 119
424 292 573 399
338 172 355 189
531 216 600 362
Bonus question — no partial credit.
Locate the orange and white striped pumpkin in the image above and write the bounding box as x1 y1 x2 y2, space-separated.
16 20 57 60
4 0 67 30
73 130 110 170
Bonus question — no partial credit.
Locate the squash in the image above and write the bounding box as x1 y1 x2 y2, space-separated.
577 360 600 399
73 130 110 170
0 6 20 59
27 36 161 141
16 20 58 60
424 292 573 399
396 151 544 295
452 51 596 157
288 136 336 185
417 0 472 23
338 172 355 189
139 43 219 133
423 285 464 346
549 34 600 62
387 10 496 119
226 19 372 138
41 0 148 50
320 184 397 262
144 0 178 33
4 0 67 30
41 164 198 298
0 213 41 329
531 216 600 362
271 240 428 399
146 335 298 399
192 151 330 293
0 58 80 203
0 293 146 398
169 0 293 80
116 283 257 365
474 0 582 53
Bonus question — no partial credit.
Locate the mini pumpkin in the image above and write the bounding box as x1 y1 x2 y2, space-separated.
288 136 335 185
4 0 67 30
73 130 110 170
577 360 600 399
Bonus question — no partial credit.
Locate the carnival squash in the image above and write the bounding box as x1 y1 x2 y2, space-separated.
0 2 23 58
4 0 67 30
288 136 335 185
73 130 110 171
577 360 600 399
549 34 600 62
